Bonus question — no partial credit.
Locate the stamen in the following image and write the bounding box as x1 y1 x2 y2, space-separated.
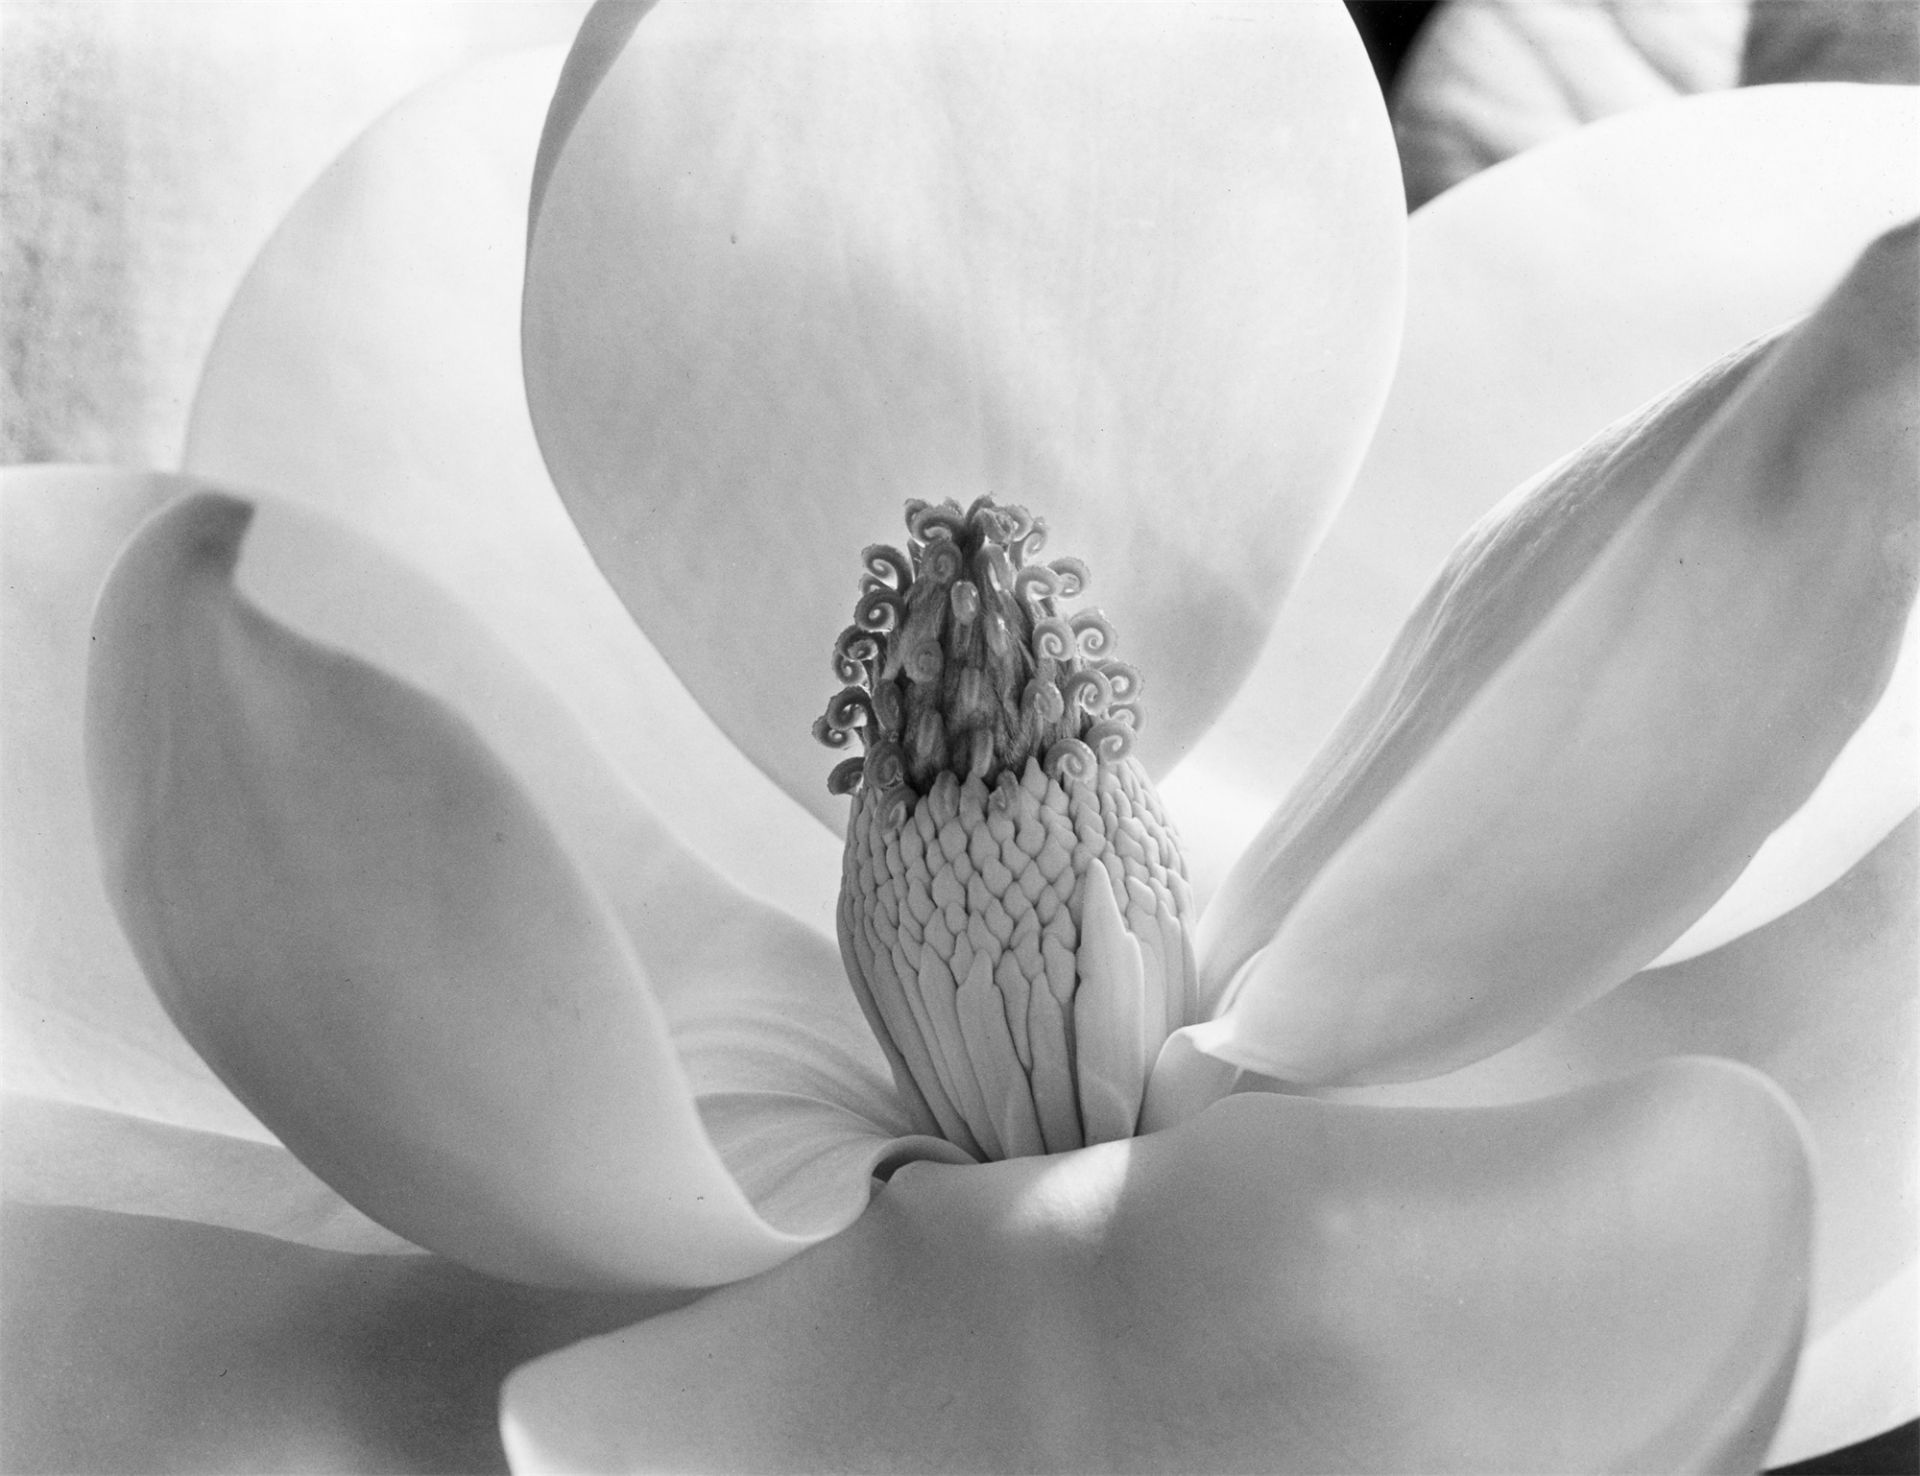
820 497 1195 1162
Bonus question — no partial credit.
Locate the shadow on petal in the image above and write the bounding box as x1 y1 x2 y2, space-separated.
0 1203 676 1476
506 1058 1811 1475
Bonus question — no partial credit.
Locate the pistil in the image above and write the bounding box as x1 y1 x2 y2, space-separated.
817 498 1197 1160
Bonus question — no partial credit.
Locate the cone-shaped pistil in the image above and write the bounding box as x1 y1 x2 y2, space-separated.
817 498 1197 1160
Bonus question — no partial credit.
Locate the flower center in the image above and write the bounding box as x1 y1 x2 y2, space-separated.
818 497 1197 1160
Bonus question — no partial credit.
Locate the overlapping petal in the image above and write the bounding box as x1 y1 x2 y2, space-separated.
1170 83 1920 907
1194 221 1917 1086
1322 816 1918 1465
0 466 268 1138
1 1084 687 1476
85 480 955 1289
183 46 838 930
522 0 1406 821
505 1060 1812 1475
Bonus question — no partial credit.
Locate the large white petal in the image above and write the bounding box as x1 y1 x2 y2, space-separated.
524 0 1405 824
1318 815 1918 1464
87 483 947 1288
0 466 266 1137
506 1059 1811 1475
184 46 838 932
1195 223 1916 1085
1172 84 1920 914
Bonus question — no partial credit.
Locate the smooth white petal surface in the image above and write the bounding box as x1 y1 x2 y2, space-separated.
524 0 1405 824
1171 83 1920 909
1197 224 1917 1085
184 47 838 931
506 1060 1811 1475
2 1207 666 1476
0 466 266 1137
2 1092 408 1258
86 485 936 1288
1320 815 1918 1463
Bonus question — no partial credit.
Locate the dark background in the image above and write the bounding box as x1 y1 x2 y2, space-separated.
1340 5 1915 1474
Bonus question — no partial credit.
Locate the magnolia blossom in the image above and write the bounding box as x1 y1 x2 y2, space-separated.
4 3 1917 1473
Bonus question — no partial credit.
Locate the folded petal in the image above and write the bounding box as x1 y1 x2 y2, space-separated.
87 486 926 1288
183 45 838 929
523 0 1405 820
1197 222 1918 1085
1 1201 666 1476
1318 815 1918 1463
0 466 267 1137
505 1058 1810 1475
1170 83 1920 907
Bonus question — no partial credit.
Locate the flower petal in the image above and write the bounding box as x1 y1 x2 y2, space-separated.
1318 815 1918 1464
1 0 590 467
2 1091 409 1257
86 485 919 1288
183 45 838 929
1196 221 1918 1085
1391 0 1746 207
1 1201 668 1476
0 466 267 1137
522 0 1405 820
1170 82 1920 907
504 1058 1810 1475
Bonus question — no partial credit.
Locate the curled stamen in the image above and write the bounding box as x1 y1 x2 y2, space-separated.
1032 615 1075 663
1097 660 1141 704
1045 737 1097 784
1070 609 1118 659
855 585 905 633
825 685 876 732
827 756 867 794
832 625 881 684
1048 557 1089 599
1013 564 1061 608
909 501 969 544
862 544 913 592
1017 517 1048 564
918 537 965 587
812 714 851 749
1059 666 1114 717
1086 717 1135 763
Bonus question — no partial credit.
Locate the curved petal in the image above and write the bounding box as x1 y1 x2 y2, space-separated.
2 1091 410 1257
1196 222 1918 1085
1391 0 1745 207
183 46 838 930
1771 1266 1918 1467
1171 82 1920 907
504 1058 1811 1475
523 0 1405 821
86 485 927 1288
1654 615 1916 967
1317 815 1919 1462
0 0 590 467
1 1201 668 1476
0 465 266 1137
